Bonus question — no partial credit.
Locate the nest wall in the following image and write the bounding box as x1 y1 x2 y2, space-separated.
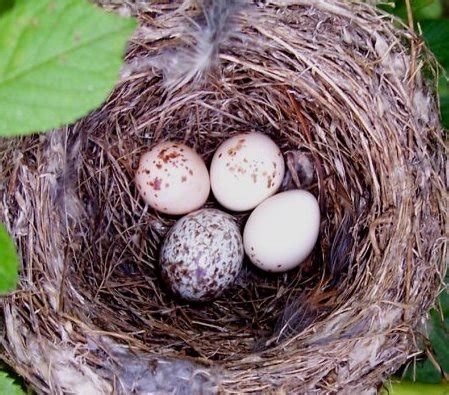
0 0 447 394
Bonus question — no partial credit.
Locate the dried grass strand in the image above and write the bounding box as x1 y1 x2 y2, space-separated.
0 0 447 393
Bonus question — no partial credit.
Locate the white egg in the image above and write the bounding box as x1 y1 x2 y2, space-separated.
243 190 320 272
160 209 244 301
135 141 210 215
210 132 285 211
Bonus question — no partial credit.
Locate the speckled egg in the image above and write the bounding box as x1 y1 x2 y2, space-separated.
210 132 285 211
160 209 244 301
135 141 210 215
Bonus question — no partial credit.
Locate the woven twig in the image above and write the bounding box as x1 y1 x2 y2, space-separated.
0 1 446 393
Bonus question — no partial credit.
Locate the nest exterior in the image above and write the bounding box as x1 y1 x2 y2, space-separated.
0 0 447 393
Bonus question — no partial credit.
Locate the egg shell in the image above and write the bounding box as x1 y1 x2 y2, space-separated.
135 141 210 215
243 190 320 272
210 132 285 212
160 209 244 301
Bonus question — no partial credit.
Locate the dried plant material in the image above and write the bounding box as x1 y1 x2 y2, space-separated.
0 0 447 394
283 150 315 189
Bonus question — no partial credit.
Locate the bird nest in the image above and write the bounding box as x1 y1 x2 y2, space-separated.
0 0 447 393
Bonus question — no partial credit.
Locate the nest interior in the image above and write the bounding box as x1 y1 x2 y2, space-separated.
0 1 447 393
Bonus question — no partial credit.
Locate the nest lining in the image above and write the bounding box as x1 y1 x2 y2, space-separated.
1 0 447 393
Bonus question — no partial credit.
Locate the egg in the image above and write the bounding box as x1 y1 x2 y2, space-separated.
135 141 210 215
210 132 285 211
243 190 320 272
160 209 244 301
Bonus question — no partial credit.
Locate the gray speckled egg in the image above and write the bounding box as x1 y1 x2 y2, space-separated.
160 209 244 301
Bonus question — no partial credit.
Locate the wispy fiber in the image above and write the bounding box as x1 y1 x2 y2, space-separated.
0 0 446 393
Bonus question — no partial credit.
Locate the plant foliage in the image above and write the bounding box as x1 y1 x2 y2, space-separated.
0 0 136 136
0 223 19 294
0 372 25 395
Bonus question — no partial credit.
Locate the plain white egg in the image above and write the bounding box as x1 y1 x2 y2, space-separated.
243 190 320 272
135 141 210 215
210 132 285 211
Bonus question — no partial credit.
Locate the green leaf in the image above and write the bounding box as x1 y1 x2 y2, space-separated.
0 0 137 136
403 358 442 384
437 70 449 130
440 92 449 129
381 1 443 21
0 0 14 16
0 223 19 294
428 309 449 374
414 1 443 20
421 19 449 69
381 381 449 395
439 286 449 317
0 371 25 395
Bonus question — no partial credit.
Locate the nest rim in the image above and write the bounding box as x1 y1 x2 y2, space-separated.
1 0 447 393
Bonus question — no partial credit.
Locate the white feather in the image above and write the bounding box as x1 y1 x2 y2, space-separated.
159 0 244 91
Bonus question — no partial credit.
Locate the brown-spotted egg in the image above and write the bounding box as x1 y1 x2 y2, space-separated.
136 141 210 215
210 132 285 211
160 209 244 301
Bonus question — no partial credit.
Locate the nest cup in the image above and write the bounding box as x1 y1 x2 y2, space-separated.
1 0 447 393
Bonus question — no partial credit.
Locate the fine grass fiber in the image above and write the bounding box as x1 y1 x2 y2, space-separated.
0 0 446 393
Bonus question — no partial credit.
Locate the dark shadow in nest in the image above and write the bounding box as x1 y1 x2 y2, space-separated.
64 66 368 362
